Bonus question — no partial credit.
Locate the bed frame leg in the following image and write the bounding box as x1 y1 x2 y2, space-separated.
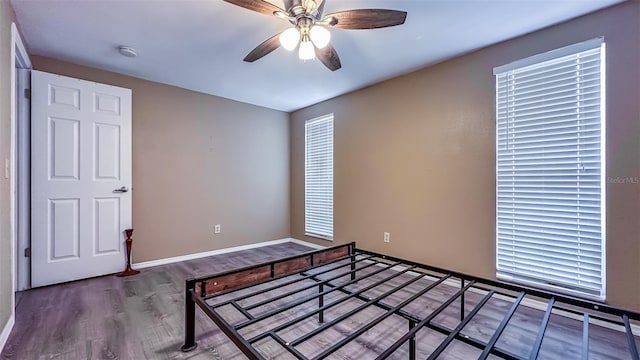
409 319 416 360
319 283 325 323
460 278 465 321
349 243 356 281
181 280 198 352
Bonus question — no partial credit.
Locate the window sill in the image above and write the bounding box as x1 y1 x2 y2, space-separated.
305 233 333 241
497 273 605 303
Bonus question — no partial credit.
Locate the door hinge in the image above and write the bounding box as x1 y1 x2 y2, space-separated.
24 247 31 257
24 88 31 99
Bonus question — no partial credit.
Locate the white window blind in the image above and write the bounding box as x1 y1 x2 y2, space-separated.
495 39 606 299
305 114 334 240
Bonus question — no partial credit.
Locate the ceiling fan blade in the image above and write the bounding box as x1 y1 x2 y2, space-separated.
316 44 341 71
243 34 281 62
324 9 407 29
223 0 286 16
315 0 326 17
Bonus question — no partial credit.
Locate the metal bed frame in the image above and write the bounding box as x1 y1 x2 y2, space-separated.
181 243 640 359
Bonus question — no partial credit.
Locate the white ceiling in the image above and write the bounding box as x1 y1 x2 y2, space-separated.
12 0 624 112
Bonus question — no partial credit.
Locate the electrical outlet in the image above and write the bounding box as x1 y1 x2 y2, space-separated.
214 224 221 234
383 232 390 243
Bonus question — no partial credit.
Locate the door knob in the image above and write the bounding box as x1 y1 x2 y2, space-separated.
113 186 129 193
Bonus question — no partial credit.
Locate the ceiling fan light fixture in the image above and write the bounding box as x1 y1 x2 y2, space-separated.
279 27 300 51
309 25 330 49
303 0 317 12
299 39 315 61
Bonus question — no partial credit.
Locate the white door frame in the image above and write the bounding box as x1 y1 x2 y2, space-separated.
15 68 30 292
11 23 31 306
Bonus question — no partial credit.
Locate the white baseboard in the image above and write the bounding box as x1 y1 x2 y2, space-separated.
0 314 15 353
133 237 324 269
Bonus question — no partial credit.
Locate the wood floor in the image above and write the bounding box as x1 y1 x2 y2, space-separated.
1 242 638 359
1 242 315 360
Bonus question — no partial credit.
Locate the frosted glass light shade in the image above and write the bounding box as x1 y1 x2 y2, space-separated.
309 26 331 49
299 40 315 60
279 28 300 51
303 0 317 12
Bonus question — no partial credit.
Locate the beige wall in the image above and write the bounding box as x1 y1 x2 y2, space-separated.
0 3 637 344
291 2 640 311
0 0 17 335
32 56 291 263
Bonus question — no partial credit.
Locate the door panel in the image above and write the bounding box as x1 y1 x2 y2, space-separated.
49 84 80 110
32 70 132 287
49 198 79 260
94 92 121 116
94 197 120 255
94 123 120 180
50 117 80 179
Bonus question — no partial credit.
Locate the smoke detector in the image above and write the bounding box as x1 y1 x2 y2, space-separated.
118 46 137 58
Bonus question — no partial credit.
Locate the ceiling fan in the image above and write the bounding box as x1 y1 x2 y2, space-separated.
223 0 407 71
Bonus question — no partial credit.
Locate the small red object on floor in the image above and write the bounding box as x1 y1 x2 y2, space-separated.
117 228 140 277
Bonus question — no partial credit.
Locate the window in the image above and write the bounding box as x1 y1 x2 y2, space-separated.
495 38 606 299
305 114 334 240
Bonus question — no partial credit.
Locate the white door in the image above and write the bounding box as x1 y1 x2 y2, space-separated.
31 70 132 287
